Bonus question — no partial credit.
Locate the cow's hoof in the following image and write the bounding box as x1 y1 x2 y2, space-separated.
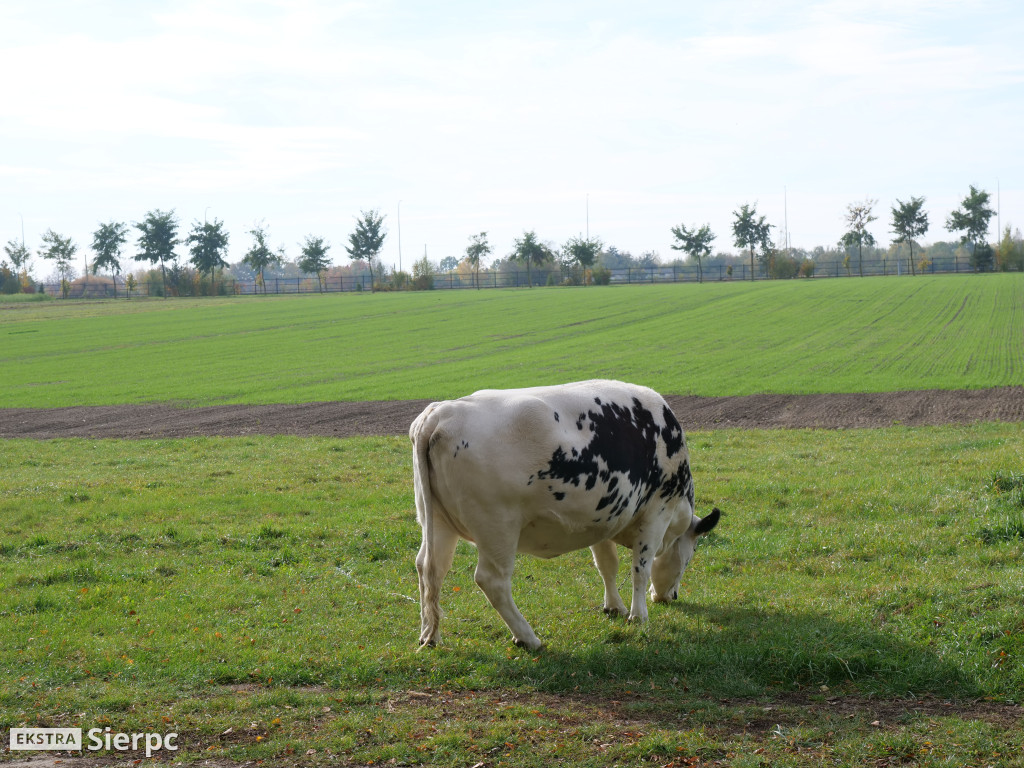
513 637 544 651
602 607 623 617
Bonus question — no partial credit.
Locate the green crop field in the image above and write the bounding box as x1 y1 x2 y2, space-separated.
1 428 1022 765
3 276 1023 766
1 273 1022 407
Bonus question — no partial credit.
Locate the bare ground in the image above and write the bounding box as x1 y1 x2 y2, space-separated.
1 387 1023 439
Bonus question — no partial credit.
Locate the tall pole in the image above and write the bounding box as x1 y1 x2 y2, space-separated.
783 186 789 253
586 193 589 239
395 199 403 274
995 179 1003 241
18 212 25 247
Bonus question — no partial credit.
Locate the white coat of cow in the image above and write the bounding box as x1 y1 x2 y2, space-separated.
410 379 720 650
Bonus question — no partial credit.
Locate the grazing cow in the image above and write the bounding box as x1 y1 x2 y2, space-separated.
410 380 720 650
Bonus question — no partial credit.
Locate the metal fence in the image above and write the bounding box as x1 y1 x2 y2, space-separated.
38 254 1017 298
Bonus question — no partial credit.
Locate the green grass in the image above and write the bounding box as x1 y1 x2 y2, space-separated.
2 426 1022 765
1 274 1022 407
0 292 50 304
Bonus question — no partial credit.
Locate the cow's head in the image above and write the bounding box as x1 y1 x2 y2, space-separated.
650 507 721 602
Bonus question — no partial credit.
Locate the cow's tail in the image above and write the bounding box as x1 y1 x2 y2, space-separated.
411 404 443 647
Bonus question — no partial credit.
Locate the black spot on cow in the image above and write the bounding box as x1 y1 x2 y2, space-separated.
553 491 565 501
538 397 668 517
660 459 694 506
554 411 560 422
661 405 685 458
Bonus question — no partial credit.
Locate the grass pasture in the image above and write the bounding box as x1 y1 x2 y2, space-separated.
1 273 1022 407
2 427 1023 765
3 274 1024 765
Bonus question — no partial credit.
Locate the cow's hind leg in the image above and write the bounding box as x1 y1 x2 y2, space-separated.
416 518 459 647
590 540 628 616
474 538 543 651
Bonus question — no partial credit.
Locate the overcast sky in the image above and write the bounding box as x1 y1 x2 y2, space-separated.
3 0 1022 274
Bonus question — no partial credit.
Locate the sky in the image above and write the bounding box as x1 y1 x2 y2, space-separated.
2 0 1023 276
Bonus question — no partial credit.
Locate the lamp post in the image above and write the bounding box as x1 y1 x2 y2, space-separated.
397 200 403 273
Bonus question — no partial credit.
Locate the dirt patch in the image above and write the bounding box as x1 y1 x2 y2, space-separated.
1 387 1022 440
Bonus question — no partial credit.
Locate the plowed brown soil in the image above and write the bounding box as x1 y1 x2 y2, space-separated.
2 387 1022 439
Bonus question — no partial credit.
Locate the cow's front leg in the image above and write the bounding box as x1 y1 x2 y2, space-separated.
590 540 627 616
474 540 543 650
628 523 669 623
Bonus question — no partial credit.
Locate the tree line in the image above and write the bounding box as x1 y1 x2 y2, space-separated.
1 209 389 298
669 185 1018 283
3 185 1021 297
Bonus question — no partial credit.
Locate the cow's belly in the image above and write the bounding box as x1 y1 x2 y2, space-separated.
515 511 629 559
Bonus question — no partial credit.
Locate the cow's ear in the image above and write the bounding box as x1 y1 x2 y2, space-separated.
694 507 721 536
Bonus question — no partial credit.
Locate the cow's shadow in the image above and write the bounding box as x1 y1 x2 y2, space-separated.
495 600 982 700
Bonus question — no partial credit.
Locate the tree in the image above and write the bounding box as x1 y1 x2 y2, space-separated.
511 230 552 287
670 223 715 283
186 218 230 294
38 229 77 298
561 235 603 285
732 204 772 280
840 199 878 277
135 209 179 298
890 197 929 276
946 185 996 272
4 239 30 277
346 209 387 292
465 232 492 289
242 222 283 294
996 226 1024 272
91 221 128 297
299 235 331 292
412 256 436 290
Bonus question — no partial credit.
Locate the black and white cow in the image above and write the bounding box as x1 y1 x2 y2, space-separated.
410 380 720 650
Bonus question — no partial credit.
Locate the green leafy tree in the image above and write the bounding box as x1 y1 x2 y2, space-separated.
840 199 878 277
732 204 772 280
345 209 387 292
511 230 552 287
670 223 715 283
38 229 78 298
91 221 128 297
996 226 1024 272
438 256 458 273
135 209 179 298
243 222 283 294
299 235 332 292
186 218 230 294
890 197 929 276
946 185 996 272
412 255 436 290
562 235 603 285
4 239 30 277
465 232 492 289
